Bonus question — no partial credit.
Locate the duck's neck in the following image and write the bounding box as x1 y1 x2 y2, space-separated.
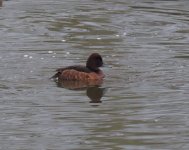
86 66 99 73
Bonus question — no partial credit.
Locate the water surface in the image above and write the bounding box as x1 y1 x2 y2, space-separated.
0 0 189 149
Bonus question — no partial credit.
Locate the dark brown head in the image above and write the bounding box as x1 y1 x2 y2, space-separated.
86 53 103 71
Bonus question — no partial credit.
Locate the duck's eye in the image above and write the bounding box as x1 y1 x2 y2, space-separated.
97 57 102 62
96 57 103 66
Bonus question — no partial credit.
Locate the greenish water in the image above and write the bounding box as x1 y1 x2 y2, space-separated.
0 0 189 149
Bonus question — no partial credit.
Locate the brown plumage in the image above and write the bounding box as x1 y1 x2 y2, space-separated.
52 53 104 81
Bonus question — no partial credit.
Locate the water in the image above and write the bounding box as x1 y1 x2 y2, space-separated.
1 0 189 149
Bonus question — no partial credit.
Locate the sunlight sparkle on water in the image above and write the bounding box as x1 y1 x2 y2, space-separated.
48 51 53 54
24 54 28 58
66 52 70 55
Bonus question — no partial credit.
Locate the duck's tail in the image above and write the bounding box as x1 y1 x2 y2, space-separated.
50 72 61 79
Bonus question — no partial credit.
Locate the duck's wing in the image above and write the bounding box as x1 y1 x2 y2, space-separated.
51 65 91 79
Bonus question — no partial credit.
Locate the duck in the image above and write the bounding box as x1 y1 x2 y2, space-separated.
52 53 104 81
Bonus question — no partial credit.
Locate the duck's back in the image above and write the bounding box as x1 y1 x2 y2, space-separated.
57 65 91 73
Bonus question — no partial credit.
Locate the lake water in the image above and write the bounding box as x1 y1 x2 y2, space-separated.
0 0 189 149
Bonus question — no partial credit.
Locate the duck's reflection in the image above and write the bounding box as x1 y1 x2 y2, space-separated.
86 86 105 103
56 79 106 103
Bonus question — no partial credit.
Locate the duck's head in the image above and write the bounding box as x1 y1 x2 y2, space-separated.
86 53 103 71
